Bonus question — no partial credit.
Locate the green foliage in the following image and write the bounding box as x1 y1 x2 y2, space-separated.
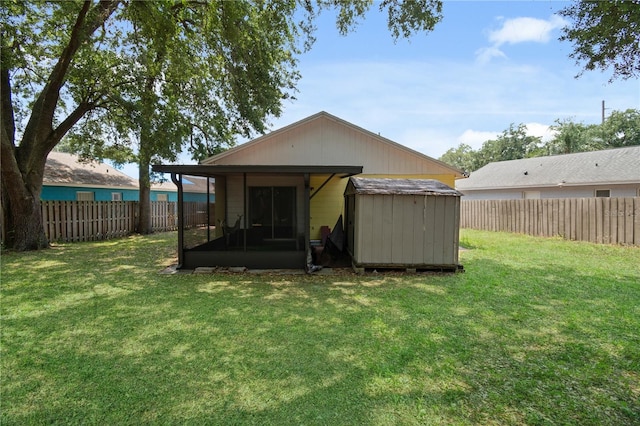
440 123 542 172
601 108 640 147
477 123 542 166
439 109 640 172
439 143 477 174
2 0 444 249
547 118 601 155
2 231 639 424
559 0 640 81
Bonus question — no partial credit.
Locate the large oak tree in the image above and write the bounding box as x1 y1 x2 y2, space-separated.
1 0 443 249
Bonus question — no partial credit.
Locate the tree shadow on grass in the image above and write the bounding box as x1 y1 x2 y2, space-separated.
2 249 639 425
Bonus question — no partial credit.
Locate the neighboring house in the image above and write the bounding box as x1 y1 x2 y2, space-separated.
153 111 464 270
151 176 215 203
456 146 640 200
42 151 214 202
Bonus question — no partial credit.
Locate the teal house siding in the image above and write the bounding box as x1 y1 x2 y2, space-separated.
43 152 211 204
41 186 140 201
41 185 179 202
183 192 214 203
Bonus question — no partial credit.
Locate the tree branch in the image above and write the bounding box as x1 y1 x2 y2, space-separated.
20 0 122 158
1 59 15 148
47 101 95 153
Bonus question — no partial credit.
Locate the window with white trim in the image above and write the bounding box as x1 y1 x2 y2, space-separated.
111 192 122 201
156 193 168 202
595 189 610 198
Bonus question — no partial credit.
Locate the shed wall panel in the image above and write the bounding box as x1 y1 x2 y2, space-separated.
400 196 416 263
349 190 460 267
422 196 436 264
411 197 425 264
433 197 447 264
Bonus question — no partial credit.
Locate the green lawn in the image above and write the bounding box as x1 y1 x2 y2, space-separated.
1 230 639 425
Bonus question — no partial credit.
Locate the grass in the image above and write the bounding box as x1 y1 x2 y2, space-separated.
1 230 639 425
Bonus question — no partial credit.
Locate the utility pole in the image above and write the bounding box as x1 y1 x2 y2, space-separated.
601 100 610 124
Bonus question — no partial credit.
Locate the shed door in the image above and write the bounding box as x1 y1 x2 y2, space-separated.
345 194 355 255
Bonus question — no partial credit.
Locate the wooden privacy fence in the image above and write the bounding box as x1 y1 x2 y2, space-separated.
461 197 640 246
42 201 137 242
1 201 209 244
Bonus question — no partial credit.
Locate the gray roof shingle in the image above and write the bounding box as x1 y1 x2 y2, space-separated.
456 146 640 190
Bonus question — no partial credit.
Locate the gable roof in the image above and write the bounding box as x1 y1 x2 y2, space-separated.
45 151 180 192
456 146 640 191
202 111 464 178
45 151 139 189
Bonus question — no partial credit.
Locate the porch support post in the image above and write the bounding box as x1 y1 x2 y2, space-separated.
206 176 210 242
171 172 184 268
243 172 247 251
304 173 310 252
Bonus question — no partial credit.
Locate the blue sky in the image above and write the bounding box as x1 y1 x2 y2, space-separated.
129 1 640 177
275 1 639 154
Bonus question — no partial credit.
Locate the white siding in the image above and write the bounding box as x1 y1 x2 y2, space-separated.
206 113 458 177
459 184 640 200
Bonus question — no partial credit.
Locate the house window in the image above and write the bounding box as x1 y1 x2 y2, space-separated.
523 191 540 199
249 186 296 239
156 193 168 202
111 192 122 201
595 189 610 198
76 191 94 201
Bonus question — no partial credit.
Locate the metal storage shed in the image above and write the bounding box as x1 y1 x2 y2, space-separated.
344 177 463 272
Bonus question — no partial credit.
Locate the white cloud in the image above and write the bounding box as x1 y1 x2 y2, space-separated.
525 122 556 142
489 15 567 46
475 46 507 65
476 15 567 64
457 129 500 150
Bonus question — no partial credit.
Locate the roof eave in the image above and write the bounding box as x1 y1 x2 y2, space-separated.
152 164 363 178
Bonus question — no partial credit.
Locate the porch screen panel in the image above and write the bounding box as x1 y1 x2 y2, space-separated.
249 187 296 239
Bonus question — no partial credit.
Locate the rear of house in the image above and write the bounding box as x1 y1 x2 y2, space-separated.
153 111 465 270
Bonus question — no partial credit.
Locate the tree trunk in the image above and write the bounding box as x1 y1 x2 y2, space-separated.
1 187 48 250
0 144 48 250
137 155 152 235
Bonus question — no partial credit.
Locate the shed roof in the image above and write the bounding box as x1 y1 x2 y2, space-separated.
456 146 640 191
346 177 462 196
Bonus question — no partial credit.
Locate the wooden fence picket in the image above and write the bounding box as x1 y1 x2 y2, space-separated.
461 197 639 246
0 200 208 244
